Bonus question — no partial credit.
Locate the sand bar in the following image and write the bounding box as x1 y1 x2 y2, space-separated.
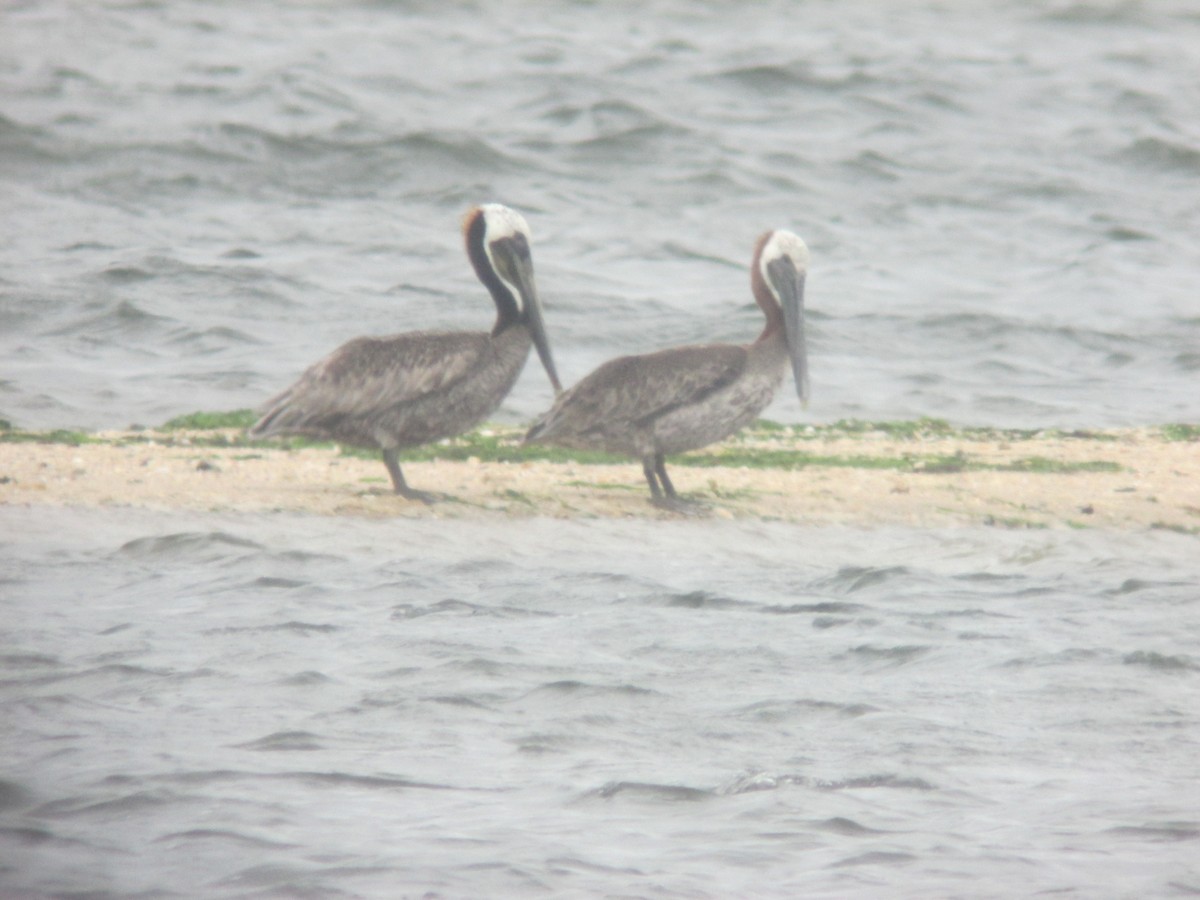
2 422 1197 531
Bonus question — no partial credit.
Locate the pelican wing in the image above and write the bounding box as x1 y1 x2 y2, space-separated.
532 343 747 442
250 331 491 437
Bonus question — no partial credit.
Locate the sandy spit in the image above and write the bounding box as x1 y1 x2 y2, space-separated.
2 426 1198 532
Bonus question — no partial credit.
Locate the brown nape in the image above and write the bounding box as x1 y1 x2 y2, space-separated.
750 230 785 340
463 208 520 329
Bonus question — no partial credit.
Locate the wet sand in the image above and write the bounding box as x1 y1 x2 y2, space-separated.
2 426 1197 531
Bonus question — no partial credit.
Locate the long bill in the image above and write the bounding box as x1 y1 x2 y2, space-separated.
774 263 809 406
511 256 563 395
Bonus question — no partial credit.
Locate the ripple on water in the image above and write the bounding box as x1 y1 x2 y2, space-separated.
585 781 714 803
0 825 94 850
242 576 309 590
706 62 877 95
0 653 62 672
761 601 871 615
1122 651 1199 673
44 299 174 339
166 324 263 351
203 621 339 636
234 731 326 752
1103 822 1200 843
734 698 880 722
520 680 661 702
819 566 915 595
390 598 557 620
116 531 264 561
813 816 891 836
1116 137 1200 175
0 780 32 813
31 788 189 821
832 850 919 869
721 771 937 794
662 590 755 610
839 644 932 667
153 828 296 849
276 670 335 687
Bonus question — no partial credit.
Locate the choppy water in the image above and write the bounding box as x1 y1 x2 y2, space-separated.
2 506 1199 898
4 3 1200 897
3 0 1200 431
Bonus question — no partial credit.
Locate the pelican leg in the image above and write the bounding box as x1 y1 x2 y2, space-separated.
654 454 677 498
382 449 439 505
646 452 706 516
642 456 665 500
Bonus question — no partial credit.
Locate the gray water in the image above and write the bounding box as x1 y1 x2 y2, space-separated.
3 2 1200 898
3 0 1200 431
2 506 1200 898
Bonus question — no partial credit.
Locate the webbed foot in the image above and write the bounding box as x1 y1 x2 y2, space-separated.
651 495 709 517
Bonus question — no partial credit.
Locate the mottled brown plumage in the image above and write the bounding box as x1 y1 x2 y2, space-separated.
526 230 809 511
250 204 560 503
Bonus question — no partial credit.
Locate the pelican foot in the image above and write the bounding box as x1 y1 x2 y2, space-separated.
357 485 445 504
651 495 710 517
396 487 445 505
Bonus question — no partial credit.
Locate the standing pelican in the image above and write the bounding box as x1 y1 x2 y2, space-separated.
526 230 808 512
249 204 561 503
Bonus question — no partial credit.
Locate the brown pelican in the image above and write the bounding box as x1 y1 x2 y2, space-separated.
248 204 561 503
526 229 808 512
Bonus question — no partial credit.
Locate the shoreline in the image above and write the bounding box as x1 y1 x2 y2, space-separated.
1 420 1197 531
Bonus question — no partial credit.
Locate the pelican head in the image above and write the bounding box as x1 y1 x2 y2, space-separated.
757 229 810 405
464 204 562 393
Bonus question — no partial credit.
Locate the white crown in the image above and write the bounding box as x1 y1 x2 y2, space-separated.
760 230 809 275
480 203 532 243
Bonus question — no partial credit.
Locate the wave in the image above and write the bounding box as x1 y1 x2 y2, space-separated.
721 771 936 795
914 312 1141 348
1103 822 1200 842
208 621 339 636
734 698 879 721
234 730 326 751
1001 648 1106 669
391 598 557 620
707 62 876 95
840 644 931 667
117 530 263 561
841 149 905 182
213 123 525 181
1107 577 1198 596
568 121 689 159
0 824 94 848
153 827 295 849
1173 350 1200 372
145 768 463 792
0 652 61 670
32 788 186 820
1039 3 1158 26
0 114 72 168
11 119 531 203
585 780 713 803
43 299 174 340
663 589 755 610
277 670 334 686
1122 650 1199 673
0 779 31 813
1115 137 1200 176
522 679 659 700
818 564 914 595
832 850 919 868
762 600 870 615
